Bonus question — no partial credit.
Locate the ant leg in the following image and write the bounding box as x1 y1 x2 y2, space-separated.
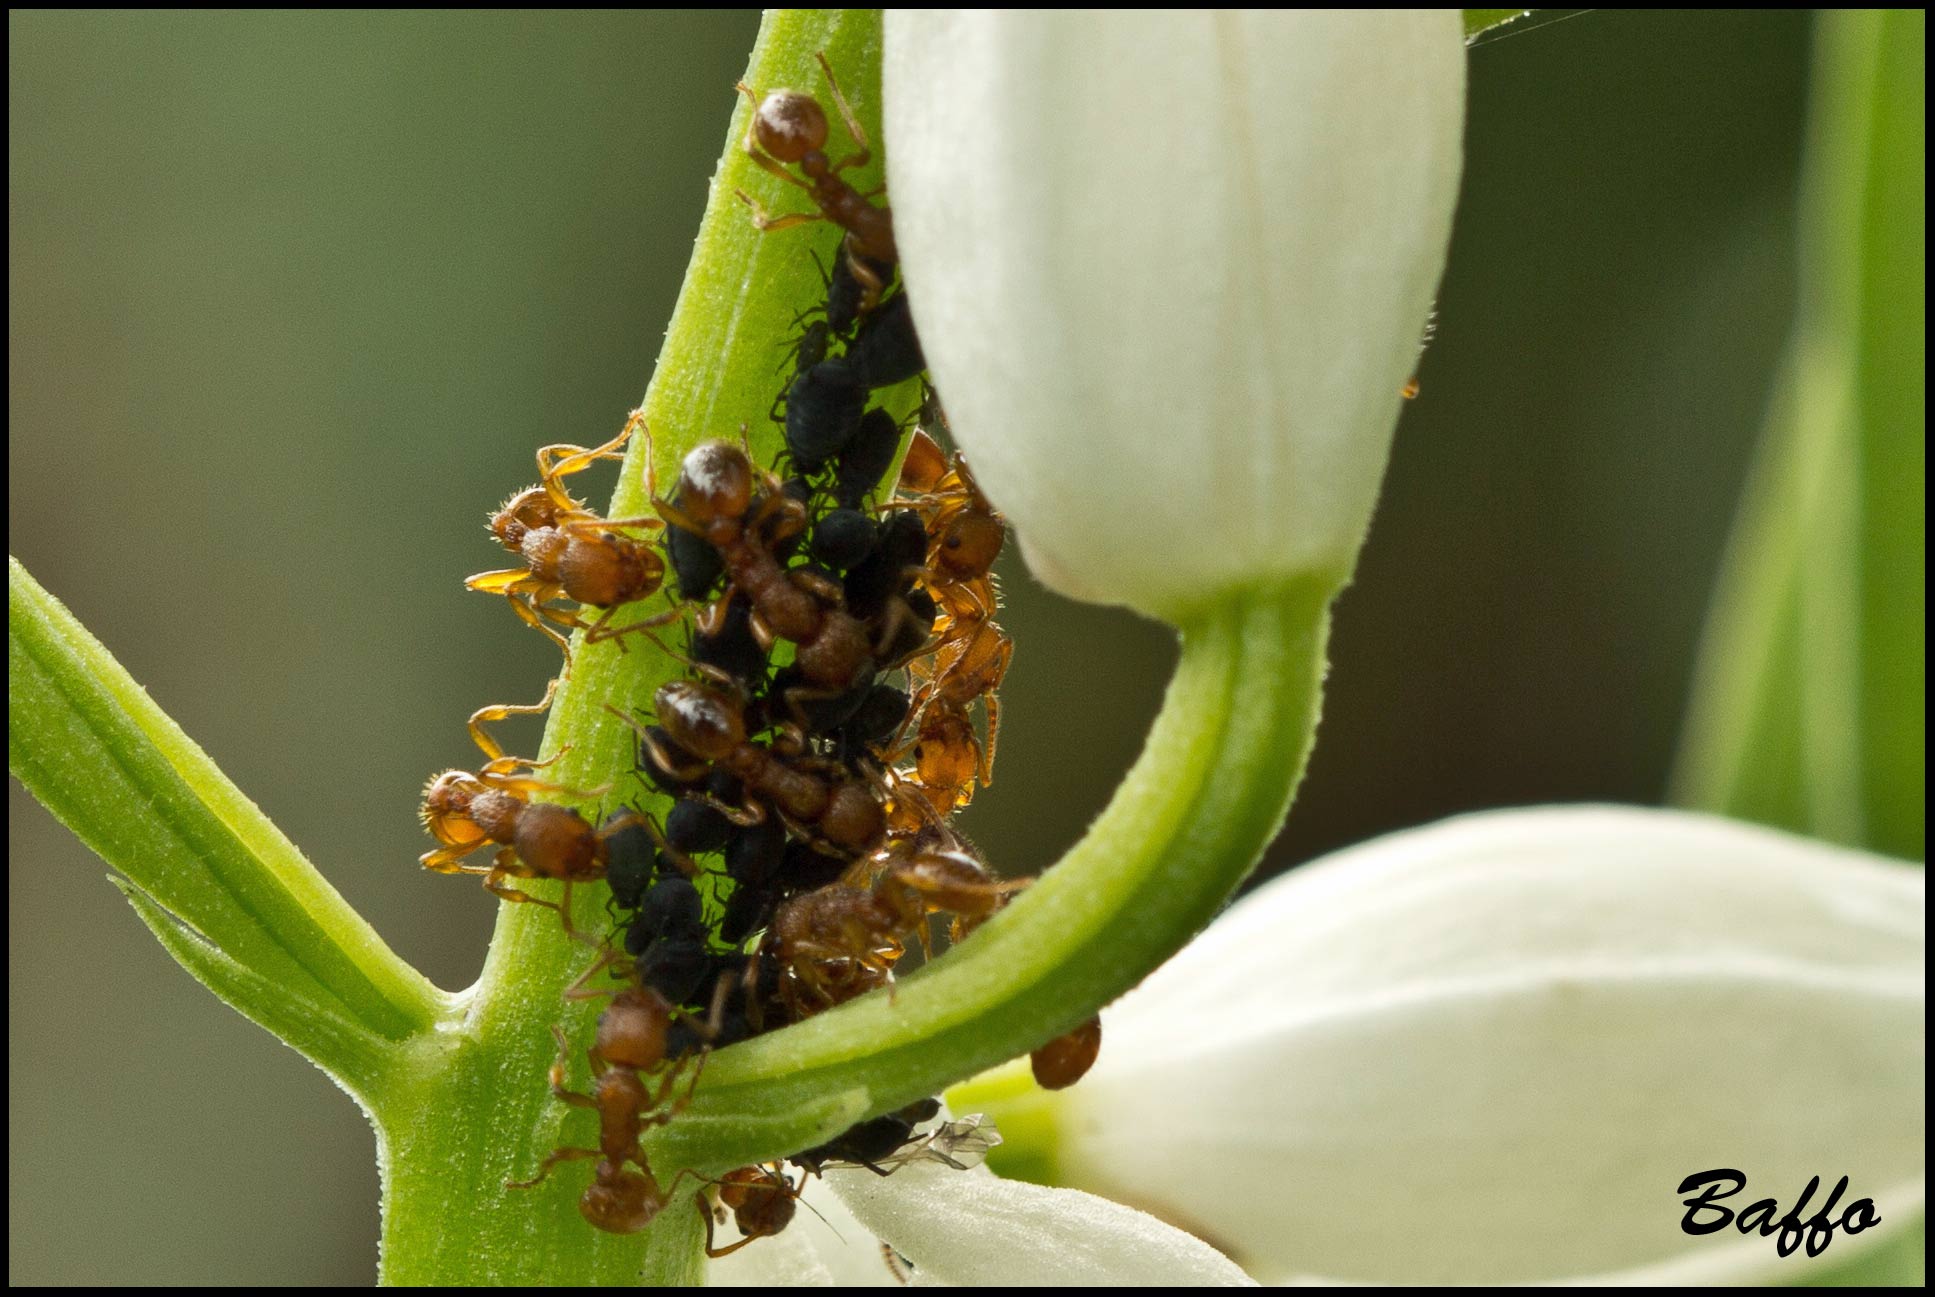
544 1024 600 1107
563 947 628 1002
559 514 661 541
737 193 827 235
537 419 637 493
651 495 711 540
468 679 561 762
505 1146 599 1191
702 1214 763 1260
553 879 598 949
419 843 488 875
583 603 687 649
601 704 704 779
636 814 705 879
467 571 578 658
815 52 873 171
977 693 1000 787
644 1049 707 1123
483 871 564 915
475 763 600 799
786 566 847 607
510 596 576 662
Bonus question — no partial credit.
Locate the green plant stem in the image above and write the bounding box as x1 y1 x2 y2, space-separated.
372 10 902 1284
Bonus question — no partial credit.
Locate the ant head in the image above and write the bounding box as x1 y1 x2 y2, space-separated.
419 771 485 845
488 486 558 552
596 988 671 1071
734 1175 798 1237
579 1164 663 1235
653 680 745 761
752 89 829 163
678 441 755 526
935 510 1005 581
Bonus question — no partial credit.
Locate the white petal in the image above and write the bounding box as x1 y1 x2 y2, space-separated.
829 1160 1256 1286
885 11 1465 619
1052 807 1925 1284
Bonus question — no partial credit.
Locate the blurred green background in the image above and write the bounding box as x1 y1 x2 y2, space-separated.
10 9 1827 1285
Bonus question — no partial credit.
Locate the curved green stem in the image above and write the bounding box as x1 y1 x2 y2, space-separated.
654 576 1333 1172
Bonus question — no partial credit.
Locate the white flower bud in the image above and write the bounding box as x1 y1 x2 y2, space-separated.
884 11 1465 619
1048 807 1925 1283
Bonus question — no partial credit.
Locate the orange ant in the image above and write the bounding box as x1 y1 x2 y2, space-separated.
508 987 704 1234
893 708 981 821
767 830 1020 1013
871 829 1025 948
892 429 1013 798
1030 1015 1103 1091
466 413 679 657
417 683 619 937
699 1164 802 1258
768 883 904 1015
735 53 897 317
605 440 883 708
610 682 888 857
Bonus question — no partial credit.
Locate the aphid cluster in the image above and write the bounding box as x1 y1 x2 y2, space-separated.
413 55 1100 1253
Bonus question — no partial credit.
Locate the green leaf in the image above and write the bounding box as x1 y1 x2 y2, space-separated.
8 556 439 1081
1464 10 1531 42
1676 10 1925 863
1797 1212 1925 1287
114 877 398 1090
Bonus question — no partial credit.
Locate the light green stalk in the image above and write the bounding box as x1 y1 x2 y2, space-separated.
1675 10 1924 861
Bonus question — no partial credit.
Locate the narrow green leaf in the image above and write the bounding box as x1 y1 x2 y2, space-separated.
1797 1212 1926 1287
1676 11 1926 862
1464 11 1531 42
9 557 440 1055
113 877 396 1093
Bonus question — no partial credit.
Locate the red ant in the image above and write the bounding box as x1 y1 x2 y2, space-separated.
767 829 1021 1014
508 987 704 1234
417 683 621 938
872 829 1026 948
698 1163 802 1258
604 439 885 710
610 682 888 858
735 53 897 317
467 413 680 658
768 883 904 1016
